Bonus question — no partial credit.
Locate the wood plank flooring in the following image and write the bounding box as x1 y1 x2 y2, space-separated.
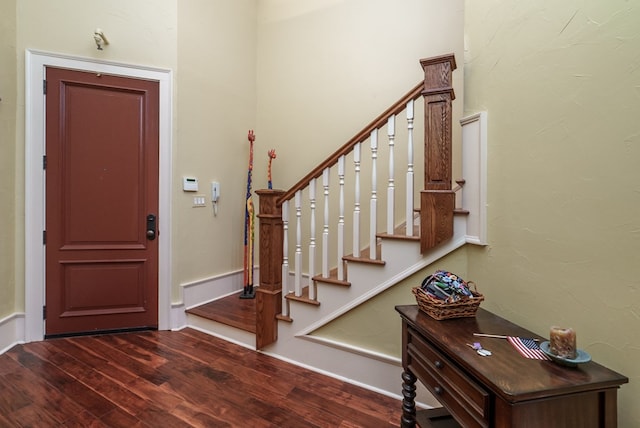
0 328 403 427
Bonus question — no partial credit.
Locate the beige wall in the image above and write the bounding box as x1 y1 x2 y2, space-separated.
464 1 639 424
313 0 639 425
255 0 465 191
174 0 257 294
0 0 17 319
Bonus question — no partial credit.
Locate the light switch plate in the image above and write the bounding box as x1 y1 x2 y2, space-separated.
192 195 206 207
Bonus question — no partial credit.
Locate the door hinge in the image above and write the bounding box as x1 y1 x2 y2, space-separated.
43 306 47 320
43 230 46 245
43 155 47 170
43 79 47 95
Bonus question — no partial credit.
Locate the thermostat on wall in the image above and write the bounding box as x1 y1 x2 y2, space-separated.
183 177 199 192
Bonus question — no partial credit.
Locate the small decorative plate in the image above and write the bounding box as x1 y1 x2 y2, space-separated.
540 341 592 367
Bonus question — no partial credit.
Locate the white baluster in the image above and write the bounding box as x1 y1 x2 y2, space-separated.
370 129 378 260
322 168 330 278
406 100 414 236
352 142 361 258
308 178 317 300
337 156 345 280
387 115 395 234
294 190 302 297
281 199 290 317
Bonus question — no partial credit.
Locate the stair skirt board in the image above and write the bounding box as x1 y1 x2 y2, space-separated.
261 333 437 409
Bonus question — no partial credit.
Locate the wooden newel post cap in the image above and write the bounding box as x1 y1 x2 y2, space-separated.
256 189 285 216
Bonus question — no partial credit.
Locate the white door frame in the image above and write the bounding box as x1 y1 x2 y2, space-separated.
25 50 173 342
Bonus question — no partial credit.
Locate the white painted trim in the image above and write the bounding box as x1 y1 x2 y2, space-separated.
170 302 187 331
24 50 173 342
0 313 25 354
460 111 488 245
299 334 400 366
180 267 252 309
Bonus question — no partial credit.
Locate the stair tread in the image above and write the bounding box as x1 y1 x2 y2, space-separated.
276 314 293 323
285 286 320 306
376 221 421 240
343 246 385 265
376 231 420 241
312 274 350 286
186 291 256 333
342 254 386 265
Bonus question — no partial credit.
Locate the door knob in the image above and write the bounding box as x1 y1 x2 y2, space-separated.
146 214 157 240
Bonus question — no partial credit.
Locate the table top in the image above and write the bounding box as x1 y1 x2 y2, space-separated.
396 305 628 403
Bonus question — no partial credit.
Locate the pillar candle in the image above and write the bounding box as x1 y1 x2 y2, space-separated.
550 326 577 359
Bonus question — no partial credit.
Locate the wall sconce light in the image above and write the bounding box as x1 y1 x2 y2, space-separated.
93 28 109 50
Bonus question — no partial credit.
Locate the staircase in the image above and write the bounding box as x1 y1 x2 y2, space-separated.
185 54 488 397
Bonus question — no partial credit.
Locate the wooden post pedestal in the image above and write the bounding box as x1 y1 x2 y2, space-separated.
255 189 284 349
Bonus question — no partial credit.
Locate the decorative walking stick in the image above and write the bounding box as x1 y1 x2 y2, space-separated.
240 130 256 299
267 149 276 189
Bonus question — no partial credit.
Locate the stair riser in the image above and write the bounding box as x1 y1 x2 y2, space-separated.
186 313 255 349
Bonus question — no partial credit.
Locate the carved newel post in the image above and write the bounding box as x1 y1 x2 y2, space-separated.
255 189 284 349
420 54 457 253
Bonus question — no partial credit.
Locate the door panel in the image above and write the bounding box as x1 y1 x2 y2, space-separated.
45 67 159 336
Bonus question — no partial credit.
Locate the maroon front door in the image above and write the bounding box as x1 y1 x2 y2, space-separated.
45 67 159 336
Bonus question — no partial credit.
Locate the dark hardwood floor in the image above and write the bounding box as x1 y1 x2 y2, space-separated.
0 328 403 427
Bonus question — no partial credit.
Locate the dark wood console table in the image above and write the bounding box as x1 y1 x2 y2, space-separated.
396 305 628 427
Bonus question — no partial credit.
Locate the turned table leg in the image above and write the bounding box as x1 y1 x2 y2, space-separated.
401 369 417 428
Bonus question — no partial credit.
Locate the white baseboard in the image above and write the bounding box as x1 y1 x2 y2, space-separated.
0 313 25 354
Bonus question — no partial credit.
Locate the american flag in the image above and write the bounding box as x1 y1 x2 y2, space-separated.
507 336 551 360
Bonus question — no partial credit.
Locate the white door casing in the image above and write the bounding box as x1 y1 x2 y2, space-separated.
25 50 173 342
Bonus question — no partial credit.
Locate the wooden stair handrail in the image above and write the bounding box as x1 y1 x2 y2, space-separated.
276 81 424 204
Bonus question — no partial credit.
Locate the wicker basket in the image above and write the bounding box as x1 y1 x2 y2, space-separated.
412 285 484 320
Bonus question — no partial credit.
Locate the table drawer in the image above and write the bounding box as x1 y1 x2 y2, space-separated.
407 327 489 428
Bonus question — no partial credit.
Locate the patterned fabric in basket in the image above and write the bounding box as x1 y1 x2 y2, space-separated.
414 270 483 320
